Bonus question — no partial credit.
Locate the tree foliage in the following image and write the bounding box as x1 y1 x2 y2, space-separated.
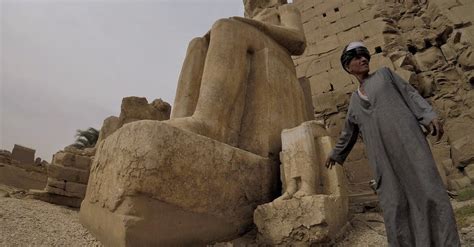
72 127 100 149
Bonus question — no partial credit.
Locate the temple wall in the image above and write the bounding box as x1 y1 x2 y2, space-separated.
292 0 474 200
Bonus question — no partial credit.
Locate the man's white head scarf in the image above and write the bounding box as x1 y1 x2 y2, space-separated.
340 41 371 73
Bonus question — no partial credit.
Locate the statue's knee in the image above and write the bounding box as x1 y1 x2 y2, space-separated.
211 18 238 35
188 37 208 50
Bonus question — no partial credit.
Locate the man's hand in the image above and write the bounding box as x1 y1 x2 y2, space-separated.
427 118 444 142
325 156 337 169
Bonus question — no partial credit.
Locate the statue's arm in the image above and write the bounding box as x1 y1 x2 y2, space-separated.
230 5 306 55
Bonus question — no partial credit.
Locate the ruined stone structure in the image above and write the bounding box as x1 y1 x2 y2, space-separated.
79 0 312 245
77 0 474 245
96 96 171 144
292 0 474 205
11 144 35 167
254 121 349 245
28 96 171 208
29 146 95 208
0 146 47 190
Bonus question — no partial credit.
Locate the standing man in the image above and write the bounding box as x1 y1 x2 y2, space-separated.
325 41 460 246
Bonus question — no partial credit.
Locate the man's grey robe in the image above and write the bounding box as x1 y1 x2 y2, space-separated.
330 67 460 246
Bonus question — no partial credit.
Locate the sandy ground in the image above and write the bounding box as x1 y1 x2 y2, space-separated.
0 184 473 246
0 191 101 246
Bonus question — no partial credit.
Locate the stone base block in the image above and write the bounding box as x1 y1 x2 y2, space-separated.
254 195 349 246
28 189 83 208
47 164 89 184
79 120 278 246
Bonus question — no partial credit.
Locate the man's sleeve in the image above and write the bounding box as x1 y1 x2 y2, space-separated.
386 68 437 126
330 109 359 165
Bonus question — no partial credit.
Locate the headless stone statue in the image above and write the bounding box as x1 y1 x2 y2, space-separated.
276 121 347 201
168 0 308 157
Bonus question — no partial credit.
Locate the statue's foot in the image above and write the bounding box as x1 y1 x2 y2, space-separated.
163 117 209 137
274 192 293 202
293 189 313 199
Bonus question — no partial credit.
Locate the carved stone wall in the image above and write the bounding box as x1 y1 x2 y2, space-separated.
292 0 474 203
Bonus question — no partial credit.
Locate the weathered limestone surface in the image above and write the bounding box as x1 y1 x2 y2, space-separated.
80 121 277 246
254 195 348 246
29 146 95 208
0 150 12 164
255 121 349 245
11 144 35 166
0 146 47 190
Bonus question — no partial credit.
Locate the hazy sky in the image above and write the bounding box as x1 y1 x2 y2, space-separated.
1 0 247 160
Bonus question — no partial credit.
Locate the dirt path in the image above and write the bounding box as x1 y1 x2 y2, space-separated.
0 195 101 246
0 184 473 246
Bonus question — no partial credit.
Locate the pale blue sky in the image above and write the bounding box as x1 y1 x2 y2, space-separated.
1 0 247 160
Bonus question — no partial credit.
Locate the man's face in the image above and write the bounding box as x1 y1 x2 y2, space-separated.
346 55 370 75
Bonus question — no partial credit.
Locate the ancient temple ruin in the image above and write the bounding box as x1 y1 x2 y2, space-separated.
77 0 474 245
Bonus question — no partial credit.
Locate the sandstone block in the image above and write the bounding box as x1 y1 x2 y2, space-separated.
301 7 318 23
79 121 278 246
459 47 474 70
254 195 348 245
306 30 324 44
74 155 92 170
451 134 474 168
340 12 364 31
47 177 65 189
359 8 376 22
309 72 332 95
431 0 461 10
448 176 472 191
370 54 394 72
96 116 120 144
450 3 474 23
309 36 339 55
364 34 385 55
11 144 35 166
465 165 474 182
360 18 385 38
414 47 447 72
53 152 75 167
295 59 312 78
46 185 85 199
307 59 331 77
323 10 341 24
312 91 348 115
445 117 474 142
340 1 360 18
119 97 171 126
45 177 87 198
28 190 83 208
328 68 354 91
47 164 89 184
336 27 364 45
442 159 456 176
303 16 323 32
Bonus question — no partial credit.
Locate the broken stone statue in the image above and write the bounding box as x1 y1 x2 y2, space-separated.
254 121 349 245
80 0 310 246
